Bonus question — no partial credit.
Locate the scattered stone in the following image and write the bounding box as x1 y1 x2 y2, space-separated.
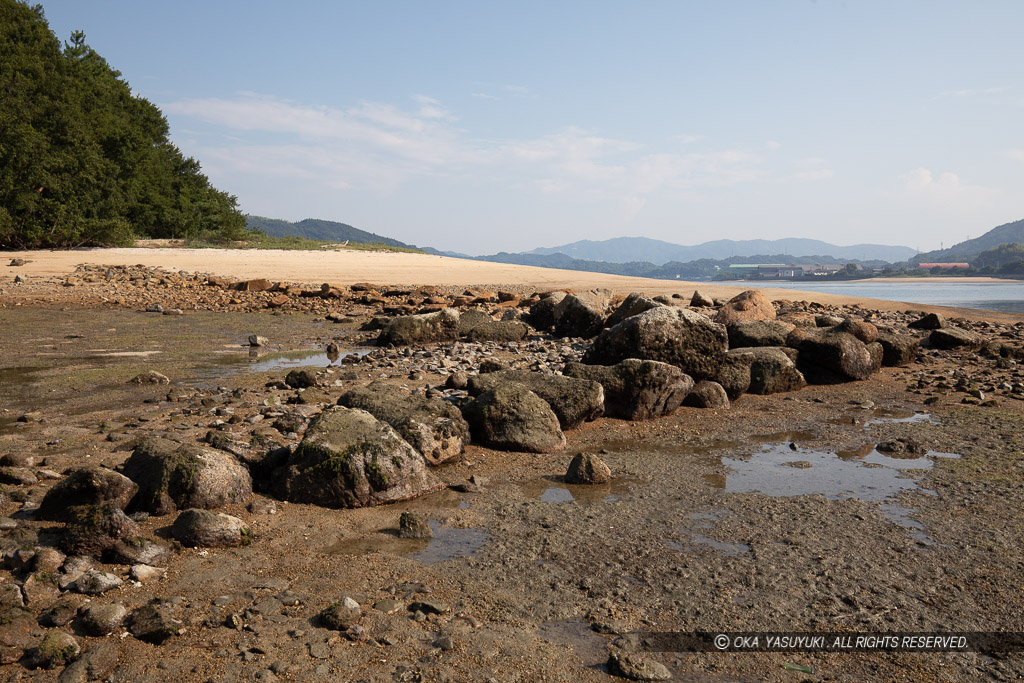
683 381 730 409
466 320 531 343
909 312 947 330
565 453 611 484
60 504 141 557
607 651 673 680
79 603 128 636
70 570 122 596
461 384 566 453
929 327 984 350
128 371 170 385
0 466 37 485
37 467 139 522
408 600 448 615
172 509 252 548
877 332 919 366
726 319 795 348
690 290 715 307
106 536 173 565
553 290 612 338
319 597 361 630
58 642 119 683
284 368 318 389
373 599 403 614
28 631 80 670
398 511 432 539
526 292 567 331
788 328 874 383
270 406 443 508
248 335 270 347
378 308 461 345
130 564 166 583
605 293 664 328
743 347 806 395
130 603 182 643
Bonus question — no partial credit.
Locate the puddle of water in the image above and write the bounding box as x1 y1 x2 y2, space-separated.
519 476 634 505
245 349 370 372
711 444 959 503
864 410 935 426
749 430 818 444
325 520 487 564
536 620 608 666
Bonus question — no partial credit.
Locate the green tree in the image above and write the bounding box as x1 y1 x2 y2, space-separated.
0 0 245 248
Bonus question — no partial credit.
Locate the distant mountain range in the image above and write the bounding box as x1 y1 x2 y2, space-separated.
912 218 1024 263
245 215 418 250
529 236 918 265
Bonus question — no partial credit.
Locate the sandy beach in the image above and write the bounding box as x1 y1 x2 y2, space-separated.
5 247 1023 323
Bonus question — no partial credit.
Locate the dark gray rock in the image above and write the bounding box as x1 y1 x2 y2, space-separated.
583 306 728 381
929 327 983 350
122 436 253 515
909 312 947 330
468 370 604 429
172 509 250 548
455 308 493 336
284 368 317 389
565 453 611 484
398 512 432 539
726 319 795 349
79 603 127 636
271 407 443 508
563 359 692 420
605 293 664 328
28 631 80 670
378 309 460 345
130 604 182 643
607 651 672 680
877 332 919 366
60 505 141 557
683 381 730 408
37 467 138 522
787 328 874 383
338 381 469 465
56 642 119 683
744 347 806 395
460 384 566 453
319 597 361 630
717 352 753 400
70 571 122 596
553 290 611 338
466 320 531 342
526 292 567 331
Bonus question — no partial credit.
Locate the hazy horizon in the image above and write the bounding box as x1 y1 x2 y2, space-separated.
39 0 1024 254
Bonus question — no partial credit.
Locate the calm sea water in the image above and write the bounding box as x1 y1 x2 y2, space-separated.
759 280 1024 314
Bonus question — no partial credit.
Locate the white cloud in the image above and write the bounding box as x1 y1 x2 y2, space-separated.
936 86 1009 98
1006 148 1024 162
765 140 782 151
899 168 999 210
671 134 703 144
471 92 500 101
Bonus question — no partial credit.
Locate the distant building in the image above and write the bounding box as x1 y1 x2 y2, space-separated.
917 262 970 269
726 263 845 278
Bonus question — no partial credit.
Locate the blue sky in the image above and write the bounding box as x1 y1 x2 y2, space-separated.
39 0 1024 255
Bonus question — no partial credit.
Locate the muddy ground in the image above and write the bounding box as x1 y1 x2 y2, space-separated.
0 285 1023 681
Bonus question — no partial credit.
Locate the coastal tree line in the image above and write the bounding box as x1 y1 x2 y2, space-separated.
0 0 246 249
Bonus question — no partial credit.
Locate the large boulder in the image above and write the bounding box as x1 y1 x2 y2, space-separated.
60 505 141 558
583 306 728 381
553 290 612 338
744 347 806 395
877 332 919 366
171 509 251 548
717 352 753 400
121 437 253 516
832 318 878 344
466 321 531 343
563 359 692 420
377 308 460 346
271 407 443 508
467 370 604 429
713 290 776 325
337 382 469 465
683 381 730 409
726 319 795 349
604 293 664 328
460 384 566 453
787 328 874 383
526 292 567 331
929 327 983 350
37 467 138 522
909 312 946 330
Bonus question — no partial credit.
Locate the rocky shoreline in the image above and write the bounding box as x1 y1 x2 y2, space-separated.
0 263 1022 681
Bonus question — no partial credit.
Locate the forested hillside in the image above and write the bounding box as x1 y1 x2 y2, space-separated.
0 0 246 248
